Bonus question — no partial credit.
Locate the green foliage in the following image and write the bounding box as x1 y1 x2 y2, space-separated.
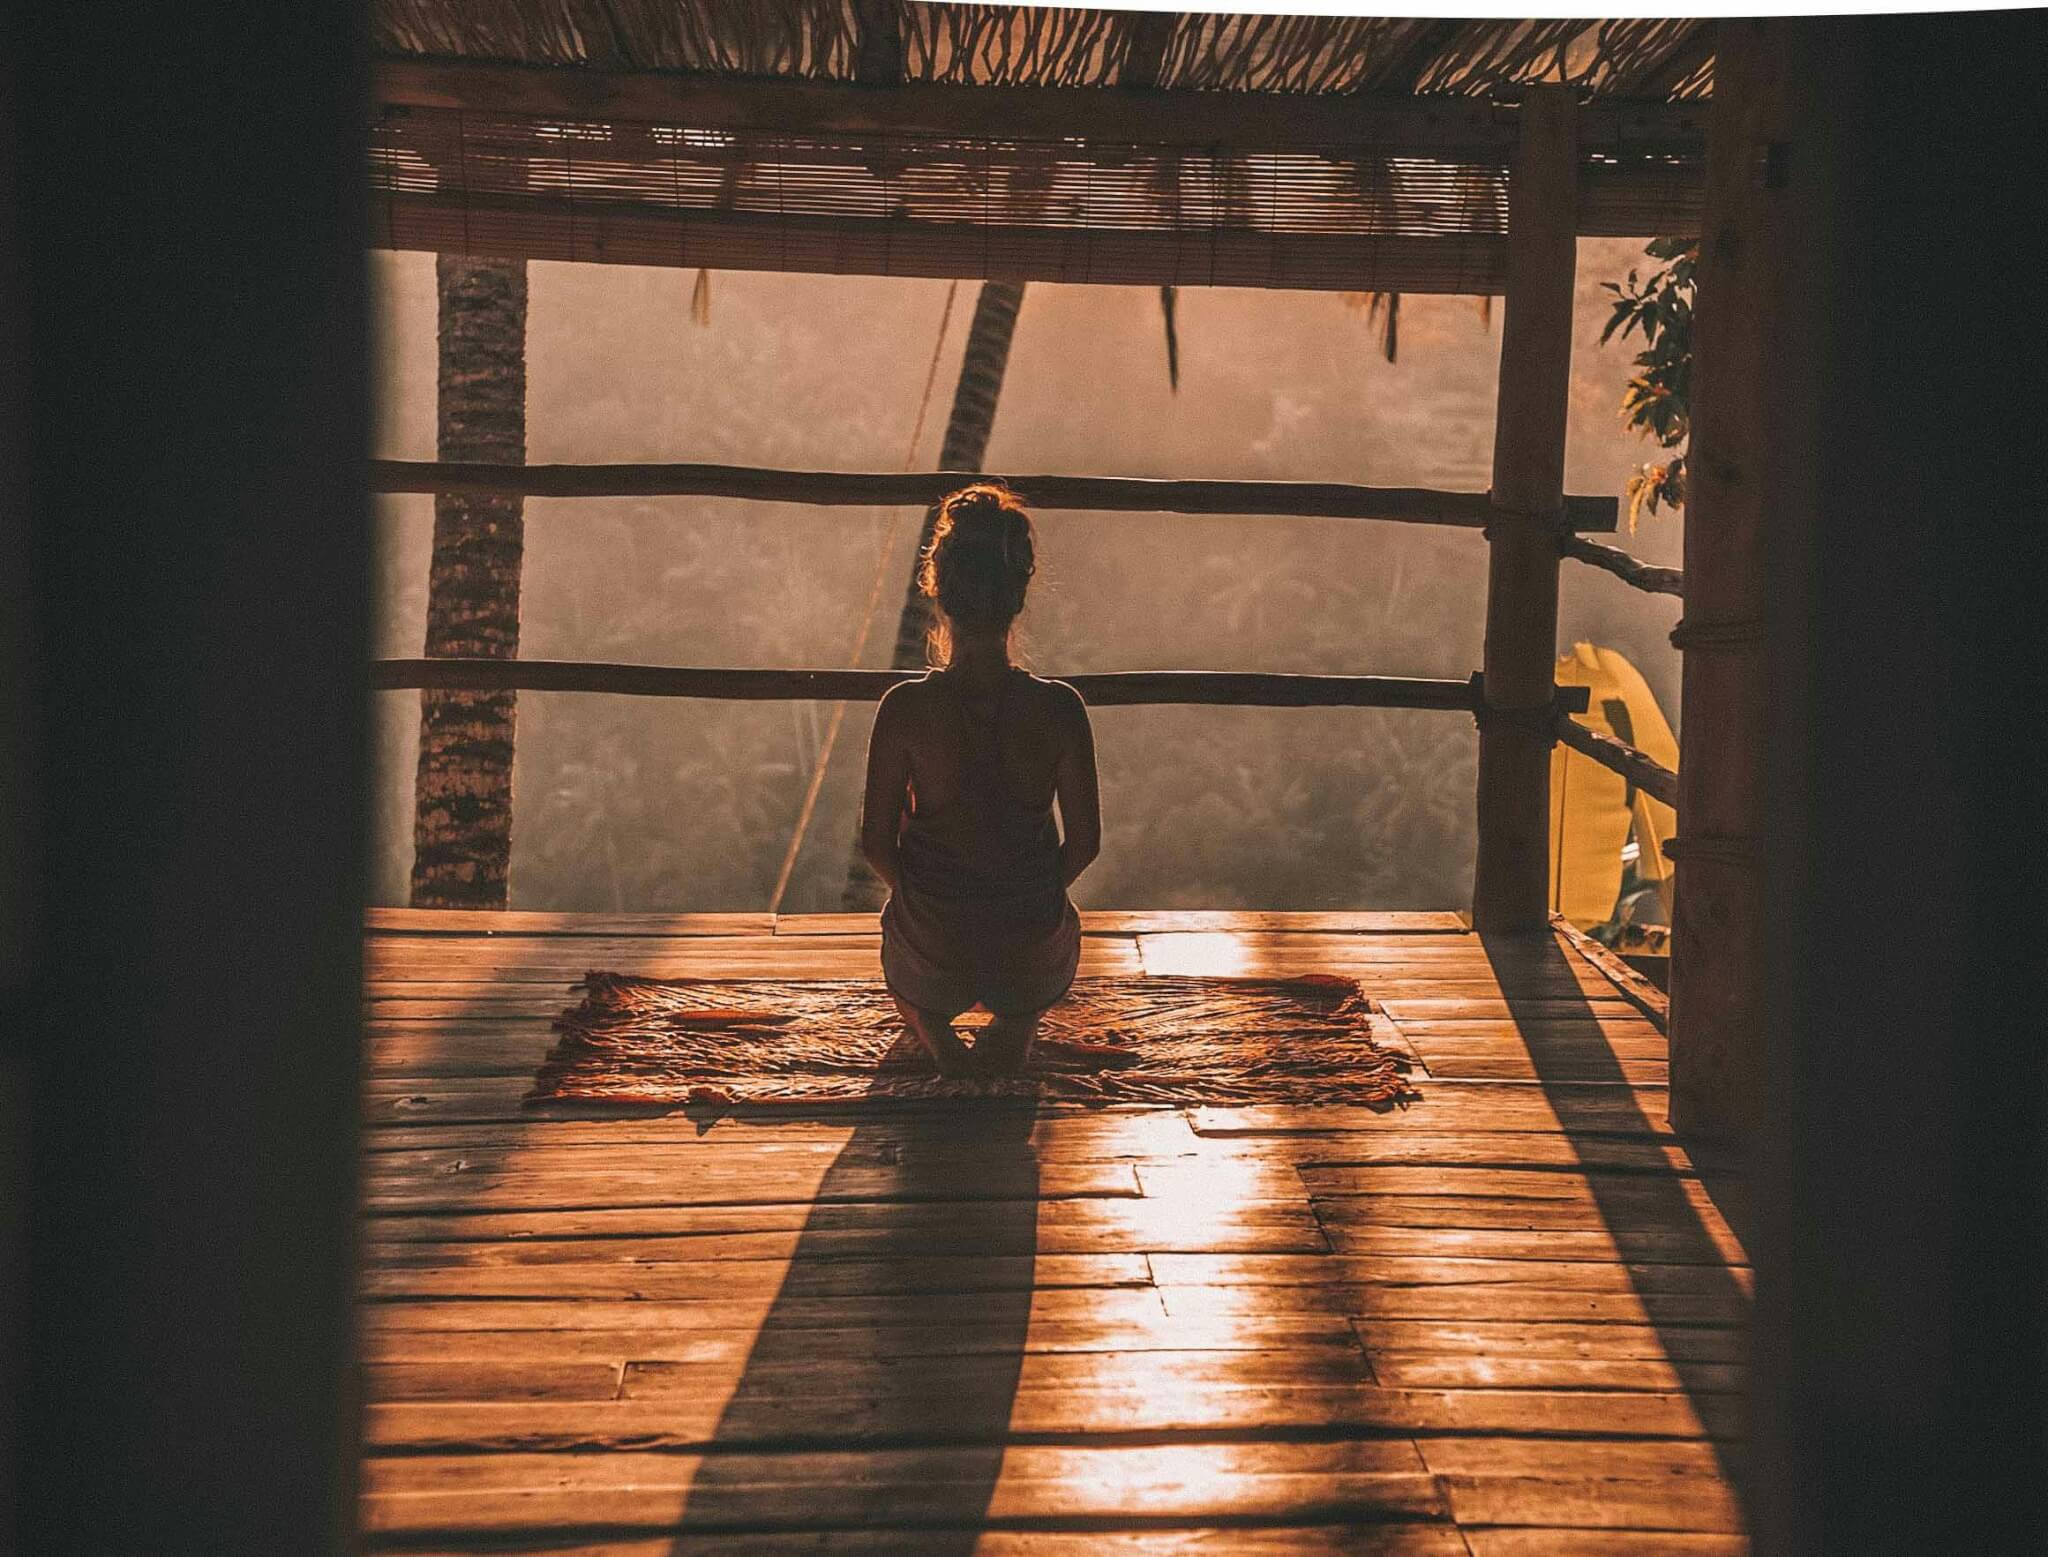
1600 236 1695 529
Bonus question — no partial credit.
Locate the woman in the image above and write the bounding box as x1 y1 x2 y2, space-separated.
859 483 1101 1078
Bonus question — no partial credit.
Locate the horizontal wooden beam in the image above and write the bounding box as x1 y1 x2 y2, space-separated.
369 460 1619 533
374 57 1710 154
1560 535 1684 596
1554 712 1680 807
372 658 1483 710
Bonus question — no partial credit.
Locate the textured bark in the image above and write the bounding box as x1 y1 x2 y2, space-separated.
843 279 1026 910
411 255 526 909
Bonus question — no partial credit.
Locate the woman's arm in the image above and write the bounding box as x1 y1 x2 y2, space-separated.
858 688 913 895
1051 684 1101 889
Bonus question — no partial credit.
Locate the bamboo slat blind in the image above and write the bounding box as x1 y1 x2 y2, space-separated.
370 106 1514 291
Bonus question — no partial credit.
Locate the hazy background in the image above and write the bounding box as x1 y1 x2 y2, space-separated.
369 238 1684 912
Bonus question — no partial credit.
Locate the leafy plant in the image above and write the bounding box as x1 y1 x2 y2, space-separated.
1600 236 1695 529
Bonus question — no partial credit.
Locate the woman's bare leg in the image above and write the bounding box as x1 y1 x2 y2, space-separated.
891 994 976 1078
972 1009 1042 1077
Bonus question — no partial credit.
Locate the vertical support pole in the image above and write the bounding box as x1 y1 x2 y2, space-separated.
1666 24 1772 1145
1473 85 1577 933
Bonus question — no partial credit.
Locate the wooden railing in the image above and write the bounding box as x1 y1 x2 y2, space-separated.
374 658 1529 712
383 659 1690 799
1553 708 1680 806
380 449 1679 921
1559 533 1684 597
381 661 1682 792
1548 536 1683 796
370 459 1620 534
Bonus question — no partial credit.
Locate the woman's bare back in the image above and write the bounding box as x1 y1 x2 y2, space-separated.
861 666 1099 897
893 667 1074 820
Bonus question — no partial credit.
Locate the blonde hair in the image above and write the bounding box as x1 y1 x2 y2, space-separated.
917 483 1036 667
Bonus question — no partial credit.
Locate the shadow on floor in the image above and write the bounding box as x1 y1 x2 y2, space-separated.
1480 930 1754 1515
666 1097 1042 1551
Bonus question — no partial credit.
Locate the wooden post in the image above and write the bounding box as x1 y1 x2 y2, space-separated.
1665 24 1772 1146
1472 86 1577 933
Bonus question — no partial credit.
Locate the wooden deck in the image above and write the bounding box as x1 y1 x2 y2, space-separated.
358 910 1750 1553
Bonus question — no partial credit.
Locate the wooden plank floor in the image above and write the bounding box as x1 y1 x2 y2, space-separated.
358 910 1750 1554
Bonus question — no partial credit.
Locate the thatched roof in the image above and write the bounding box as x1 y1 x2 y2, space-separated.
368 6 1711 293
372 6 1712 98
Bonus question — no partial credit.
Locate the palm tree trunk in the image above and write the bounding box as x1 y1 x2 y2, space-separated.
842 279 1026 909
410 256 527 909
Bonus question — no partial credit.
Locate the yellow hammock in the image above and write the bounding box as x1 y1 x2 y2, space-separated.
1549 642 1679 930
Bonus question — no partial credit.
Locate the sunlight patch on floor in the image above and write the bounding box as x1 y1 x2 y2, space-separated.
1136 931 1258 977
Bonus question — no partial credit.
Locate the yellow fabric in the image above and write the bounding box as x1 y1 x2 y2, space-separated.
1549 642 1680 928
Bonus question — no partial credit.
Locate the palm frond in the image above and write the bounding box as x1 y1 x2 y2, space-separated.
1158 285 1180 392
1371 291 1398 363
1339 291 1402 362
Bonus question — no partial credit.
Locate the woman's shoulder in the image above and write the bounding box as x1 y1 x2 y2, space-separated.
1016 672 1089 725
1015 669 1081 698
874 671 946 724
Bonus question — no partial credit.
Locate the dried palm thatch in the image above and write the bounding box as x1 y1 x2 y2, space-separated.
373 5 1713 100
530 971 1418 1107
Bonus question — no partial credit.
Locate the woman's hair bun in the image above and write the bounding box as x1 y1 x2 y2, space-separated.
953 489 1012 518
917 483 1037 657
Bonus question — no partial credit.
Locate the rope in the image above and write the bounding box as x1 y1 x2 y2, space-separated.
765 279 960 915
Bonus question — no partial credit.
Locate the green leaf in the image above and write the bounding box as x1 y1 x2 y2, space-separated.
1601 237 1694 472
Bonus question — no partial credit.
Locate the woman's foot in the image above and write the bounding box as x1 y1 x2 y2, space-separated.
926 1031 977 1079
893 996 977 1078
972 1013 1039 1077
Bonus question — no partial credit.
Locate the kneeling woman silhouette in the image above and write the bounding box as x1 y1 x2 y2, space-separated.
859 483 1101 1078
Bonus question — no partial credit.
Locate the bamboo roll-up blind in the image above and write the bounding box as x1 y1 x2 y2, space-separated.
1579 161 1705 239
369 105 1519 293
1576 102 1710 238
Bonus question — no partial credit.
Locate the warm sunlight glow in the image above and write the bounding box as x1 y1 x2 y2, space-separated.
1136 932 1256 977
